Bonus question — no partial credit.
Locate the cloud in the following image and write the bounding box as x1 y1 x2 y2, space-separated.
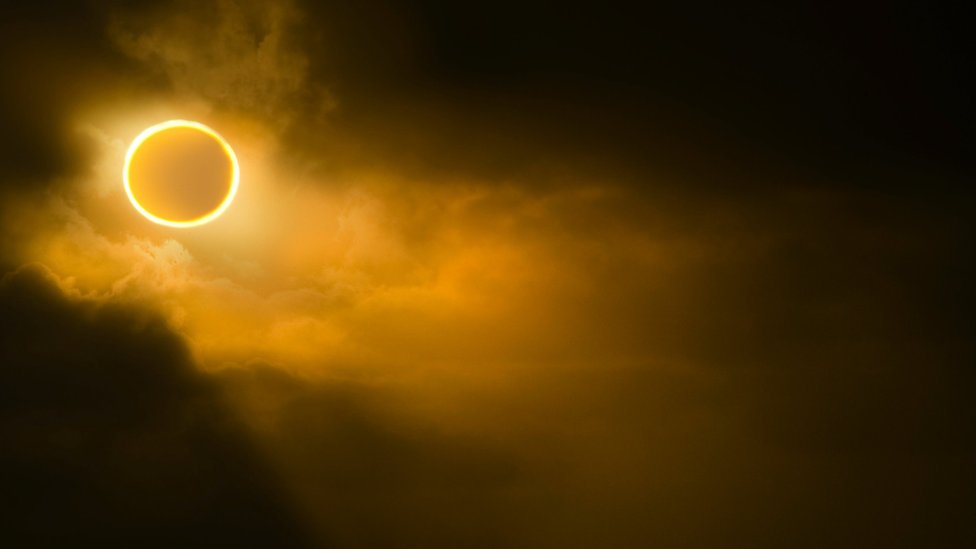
0 265 313 546
0 4 147 187
108 0 331 123
217 363 525 547
0 1 974 547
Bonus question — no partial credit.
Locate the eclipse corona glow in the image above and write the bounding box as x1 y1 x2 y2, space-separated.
123 120 239 228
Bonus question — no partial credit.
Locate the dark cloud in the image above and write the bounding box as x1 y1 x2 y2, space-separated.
0 265 313 547
218 365 525 548
0 3 153 186
291 1 973 189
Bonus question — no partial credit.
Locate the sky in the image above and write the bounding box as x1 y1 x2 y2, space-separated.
0 1 973 547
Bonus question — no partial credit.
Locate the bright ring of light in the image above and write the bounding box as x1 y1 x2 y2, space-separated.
123 119 240 228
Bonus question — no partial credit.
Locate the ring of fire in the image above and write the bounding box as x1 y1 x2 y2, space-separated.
123 120 240 228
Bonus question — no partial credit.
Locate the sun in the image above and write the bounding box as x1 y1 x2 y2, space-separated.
123 120 240 228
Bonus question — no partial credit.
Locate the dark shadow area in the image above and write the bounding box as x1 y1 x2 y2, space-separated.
0 265 315 548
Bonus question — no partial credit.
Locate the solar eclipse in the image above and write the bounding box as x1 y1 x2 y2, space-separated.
123 120 239 228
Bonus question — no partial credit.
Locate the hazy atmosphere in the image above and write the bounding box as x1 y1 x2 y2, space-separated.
1 2 972 547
